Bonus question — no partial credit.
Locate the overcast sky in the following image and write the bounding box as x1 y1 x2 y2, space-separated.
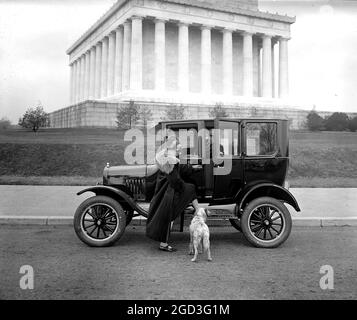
0 0 357 122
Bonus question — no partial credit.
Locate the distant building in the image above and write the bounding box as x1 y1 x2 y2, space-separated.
50 0 310 129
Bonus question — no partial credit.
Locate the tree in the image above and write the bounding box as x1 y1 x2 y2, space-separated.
116 100 139 129
0 117 11 130
18 105 49 132
324 112 349 131
165 104 185 120
306 110 324 131
138 106 153 128
209 103 228 118
348 116 357 132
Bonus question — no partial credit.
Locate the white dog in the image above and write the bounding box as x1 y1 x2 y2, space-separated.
189 208 212 262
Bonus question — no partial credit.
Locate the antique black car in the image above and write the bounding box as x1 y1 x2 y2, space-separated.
74 118 300 248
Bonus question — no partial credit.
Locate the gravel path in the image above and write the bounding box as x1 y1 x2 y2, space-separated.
1 225 356 300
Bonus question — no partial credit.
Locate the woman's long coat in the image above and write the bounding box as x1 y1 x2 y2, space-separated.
146 164 196 243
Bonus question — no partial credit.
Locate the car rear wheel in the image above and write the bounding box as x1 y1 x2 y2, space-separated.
240 197 292 248
74 196 126 247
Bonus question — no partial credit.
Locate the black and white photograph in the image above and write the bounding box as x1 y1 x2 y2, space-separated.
0 0 356 308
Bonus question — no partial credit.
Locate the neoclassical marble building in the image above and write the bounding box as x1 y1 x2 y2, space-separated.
50 0 304 128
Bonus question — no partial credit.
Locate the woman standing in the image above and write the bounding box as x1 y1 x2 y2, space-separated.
146 135 200 252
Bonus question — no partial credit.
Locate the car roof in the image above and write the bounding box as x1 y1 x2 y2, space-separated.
158 117 289 125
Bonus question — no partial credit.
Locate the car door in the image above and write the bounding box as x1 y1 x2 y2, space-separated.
242 120 286 186
212 119 244 203
164 122 206 199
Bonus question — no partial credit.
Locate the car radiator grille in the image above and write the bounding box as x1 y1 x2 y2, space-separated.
124 177 146 201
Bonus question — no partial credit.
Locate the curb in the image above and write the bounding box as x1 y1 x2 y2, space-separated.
1 216 357 227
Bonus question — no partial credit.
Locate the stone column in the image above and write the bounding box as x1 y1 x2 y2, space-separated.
81 54 87 101
76 58 81 102
101 36 109 98
79 55 85 102
122 20 132 91
107 31 116 96
94 42 102 99
72 61 77 104
222 28 233 95
84 51 91 100
70 63 74 104
89 46 96 100
201 26 211 94
262 34 272 98
155 18 166 92
76 58 80 102
243 32 253 97
271 39 276 98
253 39 262 97
81 53 87 101
178 22 189 92
279 37 289 98
74 59 80 103
69 63 74 104
258 44 262 97
114 26 124 93
130 16 143 91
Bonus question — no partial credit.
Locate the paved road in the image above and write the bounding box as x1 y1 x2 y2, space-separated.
0 186 356 218
1 225 356 300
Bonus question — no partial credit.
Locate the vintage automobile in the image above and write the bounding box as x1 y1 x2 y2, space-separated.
74 118 300 248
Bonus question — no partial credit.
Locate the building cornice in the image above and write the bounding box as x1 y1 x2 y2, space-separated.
164 0 295 23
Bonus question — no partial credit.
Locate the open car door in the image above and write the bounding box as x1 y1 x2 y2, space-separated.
212 118 244 203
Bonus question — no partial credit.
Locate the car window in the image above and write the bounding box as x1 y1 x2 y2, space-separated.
246 122 278 156
166 124 199 157
218 121 239 157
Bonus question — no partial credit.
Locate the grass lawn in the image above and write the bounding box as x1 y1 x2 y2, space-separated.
0 128 356 187
0 127 127 144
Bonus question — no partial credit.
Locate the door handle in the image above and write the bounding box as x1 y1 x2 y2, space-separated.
191 164 203 170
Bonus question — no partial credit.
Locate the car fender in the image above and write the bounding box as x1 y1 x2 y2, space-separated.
236 183 301 214
77 185 148 218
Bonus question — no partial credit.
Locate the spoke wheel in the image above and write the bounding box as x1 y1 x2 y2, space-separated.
241 197 292 248
74 196 126 247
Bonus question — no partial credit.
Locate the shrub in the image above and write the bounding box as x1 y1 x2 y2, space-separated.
18 105 50 132
306 110 324 131
138 106 153 128
165 104 186 120
348 116 357 132
0 117 11 130
116 100 139 129
324 112 349 131
209 103 228 118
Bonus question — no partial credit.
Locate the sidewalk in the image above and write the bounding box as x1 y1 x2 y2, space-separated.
0 186 356 226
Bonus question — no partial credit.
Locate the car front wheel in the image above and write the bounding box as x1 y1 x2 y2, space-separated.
74 195 126 247
240 197 292 248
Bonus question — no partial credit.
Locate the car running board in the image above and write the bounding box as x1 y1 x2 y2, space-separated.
134 203 238 220
206 204 238 220
184 203 237 220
